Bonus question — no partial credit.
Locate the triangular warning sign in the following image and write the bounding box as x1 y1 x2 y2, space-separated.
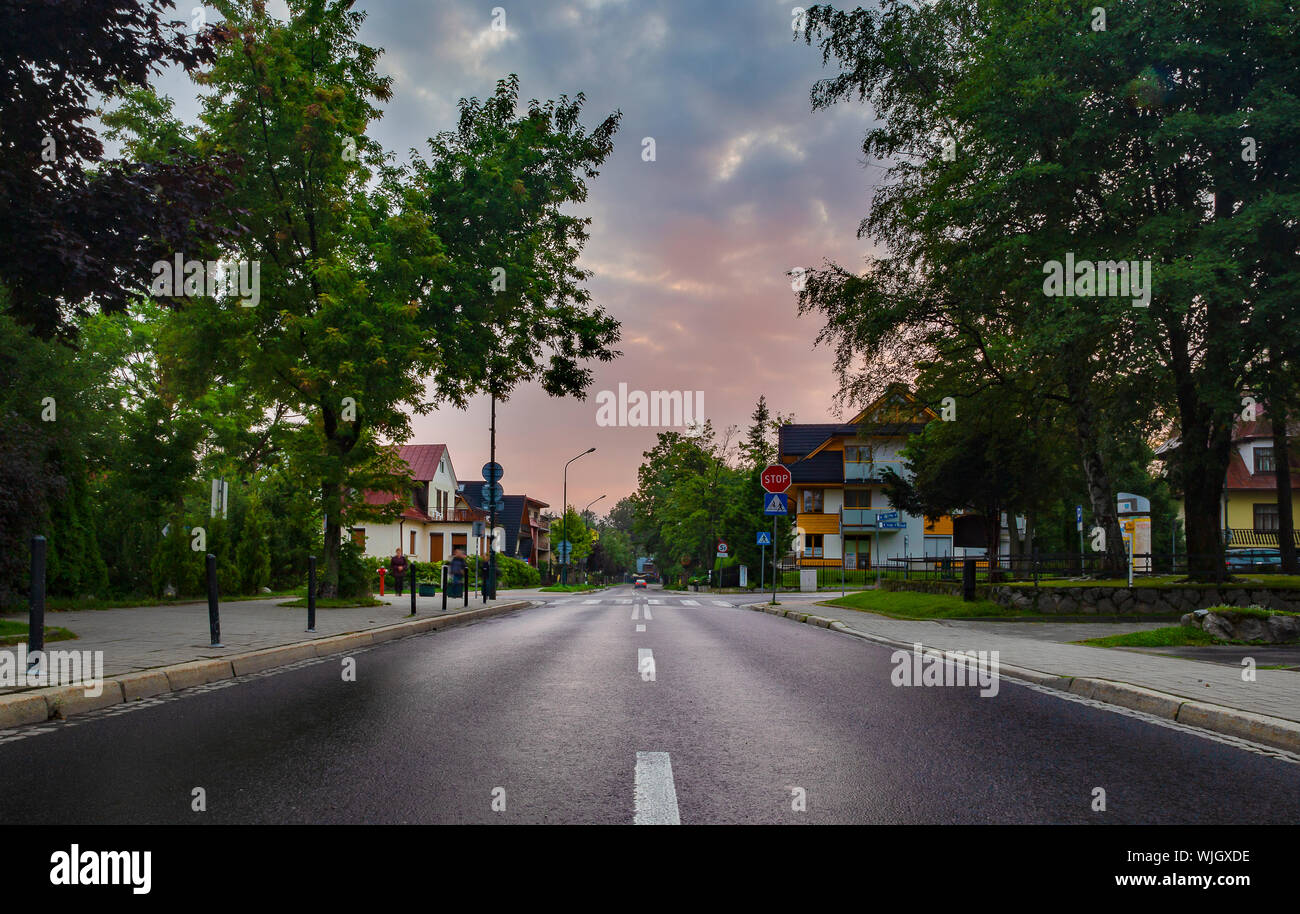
766 494 784 512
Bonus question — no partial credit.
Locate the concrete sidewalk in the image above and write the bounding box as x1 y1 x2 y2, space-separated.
791 601 1300 724
2 588 553 687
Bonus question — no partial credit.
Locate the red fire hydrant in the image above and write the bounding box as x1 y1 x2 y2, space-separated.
377 566 386 596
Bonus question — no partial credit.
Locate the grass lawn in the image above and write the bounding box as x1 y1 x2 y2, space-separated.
0 618 77 646
822 589 1028 619
1075 626 1219 648
277 597 383 608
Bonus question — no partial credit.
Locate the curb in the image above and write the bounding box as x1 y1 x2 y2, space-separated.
742 602 1300 755
0 599 536 728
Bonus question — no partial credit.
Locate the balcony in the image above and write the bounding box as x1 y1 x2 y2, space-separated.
429 508 481 524
844 461 898 482
840 508 878 530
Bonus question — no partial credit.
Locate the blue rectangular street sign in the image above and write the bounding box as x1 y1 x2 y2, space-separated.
763 493 788 515
756 531 772 546
876 510 899 522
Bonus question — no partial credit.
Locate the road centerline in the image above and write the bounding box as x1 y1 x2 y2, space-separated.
633 751 681 825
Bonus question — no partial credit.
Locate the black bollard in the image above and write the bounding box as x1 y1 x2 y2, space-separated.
962 557 976 602
28 536 46 660
307 555 317 632
441 564 448 612
410 561 417 616
463 569 469 608
206 553 223 647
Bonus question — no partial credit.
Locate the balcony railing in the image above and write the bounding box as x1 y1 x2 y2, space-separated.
428 508 482 523
844 461 899 482
841 508 878 529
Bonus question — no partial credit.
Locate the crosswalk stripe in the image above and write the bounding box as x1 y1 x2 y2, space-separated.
711 601 730 606
681 599 699 606
583 599 601 604
648 599 663 605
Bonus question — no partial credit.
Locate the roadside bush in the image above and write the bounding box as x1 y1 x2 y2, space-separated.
336 539 373 598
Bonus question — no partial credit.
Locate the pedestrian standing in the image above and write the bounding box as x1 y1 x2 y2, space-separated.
390 547 409 596
448 548 468 598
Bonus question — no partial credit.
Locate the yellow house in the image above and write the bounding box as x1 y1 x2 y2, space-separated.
1219 414 1300 547
776 385 961 567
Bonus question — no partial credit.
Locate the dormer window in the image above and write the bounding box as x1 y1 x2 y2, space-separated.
1254 447 1275 473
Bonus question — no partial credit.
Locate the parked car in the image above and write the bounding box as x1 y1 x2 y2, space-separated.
1225 548 1281 572
633 576 648 589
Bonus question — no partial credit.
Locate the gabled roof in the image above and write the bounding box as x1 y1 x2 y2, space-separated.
1225 449 1300 490
790 451 845 484
778 385 931 461
847 383 936 427
779 423 854 458
1156 407 1300 455
362 490 433 523
396 444 447 482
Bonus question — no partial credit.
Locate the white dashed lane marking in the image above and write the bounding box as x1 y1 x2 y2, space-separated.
636 624 646 632
633 751 681 825
637 648 655 681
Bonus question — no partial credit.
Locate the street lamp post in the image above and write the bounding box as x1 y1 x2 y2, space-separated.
562 447 596 585
583 494 606 585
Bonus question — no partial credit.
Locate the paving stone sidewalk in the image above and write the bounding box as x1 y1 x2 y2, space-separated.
1 589 547 687
790 601 1300 724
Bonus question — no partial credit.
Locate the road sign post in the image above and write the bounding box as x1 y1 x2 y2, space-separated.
756 530 772 593
760 464 791 604
771 516 778 604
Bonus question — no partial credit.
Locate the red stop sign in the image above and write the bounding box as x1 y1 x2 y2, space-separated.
761 464 792 493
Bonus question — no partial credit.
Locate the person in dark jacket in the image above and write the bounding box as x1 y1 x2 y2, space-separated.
390 548 410 595
448 548 468 598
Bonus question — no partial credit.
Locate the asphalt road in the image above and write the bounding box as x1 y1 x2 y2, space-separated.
1 585 1296 824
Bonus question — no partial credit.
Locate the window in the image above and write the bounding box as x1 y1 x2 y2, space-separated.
804 533 824 557
1255 447 1275 473
802 489 824 513
1254 503 1279 533
845 489 871 508
410 531 417 555
845 445 872 463
350 529 366 547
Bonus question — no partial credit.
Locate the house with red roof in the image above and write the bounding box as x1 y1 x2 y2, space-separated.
350 444 503 564
1157 409 1300 548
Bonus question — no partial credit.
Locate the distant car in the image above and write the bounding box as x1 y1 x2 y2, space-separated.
1225 548 1281 572
634 577 648 589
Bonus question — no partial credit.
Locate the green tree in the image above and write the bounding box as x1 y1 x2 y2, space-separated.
799 0 1300 578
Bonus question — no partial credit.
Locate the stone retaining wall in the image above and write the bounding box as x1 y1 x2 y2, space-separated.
880 578 1300 615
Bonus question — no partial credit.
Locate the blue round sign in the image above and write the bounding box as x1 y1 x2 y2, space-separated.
482 462 504 483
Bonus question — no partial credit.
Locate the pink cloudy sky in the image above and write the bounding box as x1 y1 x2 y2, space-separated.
165 1 881 514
